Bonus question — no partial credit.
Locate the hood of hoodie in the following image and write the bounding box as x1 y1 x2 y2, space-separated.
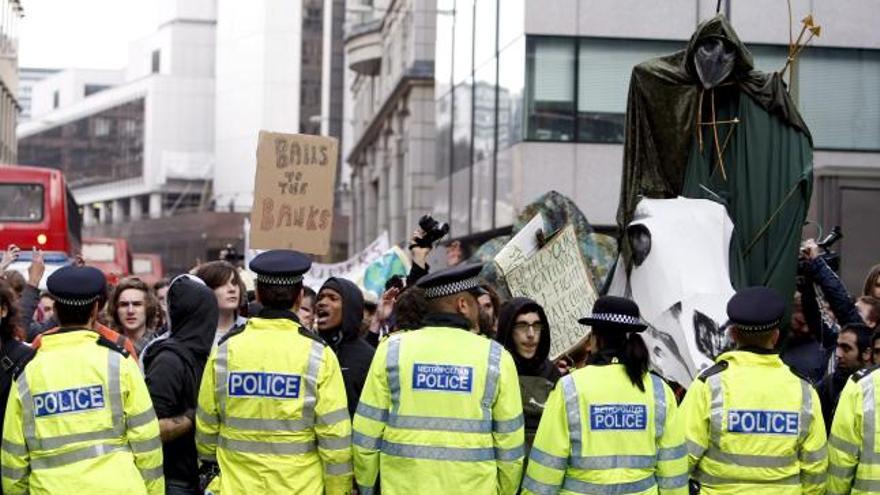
319 277 365 344
166 275 218 362
495 297 552 376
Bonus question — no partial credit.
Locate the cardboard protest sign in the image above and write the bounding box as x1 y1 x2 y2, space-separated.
249 131 339 254
505 224 599 360
494 213 546 276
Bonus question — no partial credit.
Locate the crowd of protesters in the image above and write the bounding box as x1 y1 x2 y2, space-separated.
0 230 879 494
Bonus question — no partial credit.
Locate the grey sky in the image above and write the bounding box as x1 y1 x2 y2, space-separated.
19 0 157 70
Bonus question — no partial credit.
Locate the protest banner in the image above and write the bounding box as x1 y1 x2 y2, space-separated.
505 224 599 360
249 131 339 254
303 232 390 290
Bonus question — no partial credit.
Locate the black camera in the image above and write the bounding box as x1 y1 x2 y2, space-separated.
220 244 244 264
798 226 843 275
410 215 450 249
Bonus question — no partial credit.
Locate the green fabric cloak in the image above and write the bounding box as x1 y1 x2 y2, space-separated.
616 14 813 302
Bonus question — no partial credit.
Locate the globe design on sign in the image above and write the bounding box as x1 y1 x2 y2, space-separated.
363 251 407 297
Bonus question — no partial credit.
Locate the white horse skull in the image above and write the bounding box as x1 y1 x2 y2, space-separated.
608 197 736 386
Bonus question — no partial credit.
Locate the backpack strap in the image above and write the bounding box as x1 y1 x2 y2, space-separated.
0 341 36 380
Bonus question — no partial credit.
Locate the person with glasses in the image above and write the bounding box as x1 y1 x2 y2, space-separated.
494 297 561 455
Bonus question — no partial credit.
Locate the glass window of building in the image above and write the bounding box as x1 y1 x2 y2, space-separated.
473 60 497 164
452 80 473 172
436 92 453 179
452 0 474 85
151 50 161 74
84 84 110 97
497 0 523 53
473 0 497 70
799 47 880 150
526 37 575 141
577 39 676 143
435 0 455 97
18 98 146 188
498 36 525 148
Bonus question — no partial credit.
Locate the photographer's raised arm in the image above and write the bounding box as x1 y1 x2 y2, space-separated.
803 238 864 327
407 231 431 287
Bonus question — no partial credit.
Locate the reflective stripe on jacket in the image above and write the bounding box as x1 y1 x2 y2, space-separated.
353 326 525 495
682 350 827 495
522 363 688 495
828 367 880 494
195 316 352 494
0 329 163 494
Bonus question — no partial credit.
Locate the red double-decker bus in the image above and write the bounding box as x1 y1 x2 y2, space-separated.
82 237 132 284
0 165 81 257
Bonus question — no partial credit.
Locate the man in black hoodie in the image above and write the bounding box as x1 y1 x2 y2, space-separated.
495 297 561 454
316 277 376 417
143 274 218 494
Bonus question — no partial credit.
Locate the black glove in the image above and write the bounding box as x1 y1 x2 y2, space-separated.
198 461 221 492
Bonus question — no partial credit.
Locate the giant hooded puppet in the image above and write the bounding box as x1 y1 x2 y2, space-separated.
617 14 812 304
612 15 813 384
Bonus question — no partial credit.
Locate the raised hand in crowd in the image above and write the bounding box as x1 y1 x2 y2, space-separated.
409 229 430 269
0 244 20 271
27 248 45 287
369 286 399 336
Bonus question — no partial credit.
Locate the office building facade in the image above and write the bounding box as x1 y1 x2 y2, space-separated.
0 0 22 163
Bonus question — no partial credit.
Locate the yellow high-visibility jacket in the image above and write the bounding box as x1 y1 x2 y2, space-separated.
682 349 827 495
1 329 164 494
353 324 525 495
828 365 880 494
196 315 352 494
522 361 688 495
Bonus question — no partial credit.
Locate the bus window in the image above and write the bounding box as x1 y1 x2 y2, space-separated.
133 257 153 275
0 184 44 222
82 242 116 262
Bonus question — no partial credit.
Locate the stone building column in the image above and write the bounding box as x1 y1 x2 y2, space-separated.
112 199 125 224
82 205 96 227
149 193 162 219
130 196 143 221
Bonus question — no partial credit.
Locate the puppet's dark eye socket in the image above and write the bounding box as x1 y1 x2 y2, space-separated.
627 224 651 267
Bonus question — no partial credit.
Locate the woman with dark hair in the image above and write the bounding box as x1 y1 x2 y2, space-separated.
522 296 687 495
495 297 560 453
194 261 247 345
0 279 35 443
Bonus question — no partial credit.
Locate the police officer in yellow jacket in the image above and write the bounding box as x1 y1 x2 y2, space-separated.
682 286 827 495
353 263 524 494
827 363 880 493
522 295 688 495
1 266 164 494
196 250 352 494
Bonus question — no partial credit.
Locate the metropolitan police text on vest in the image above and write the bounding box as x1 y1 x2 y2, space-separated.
727 409 799 435
228 372 302 399
33 385 106 417
412 363 474 393
590 404 648 430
